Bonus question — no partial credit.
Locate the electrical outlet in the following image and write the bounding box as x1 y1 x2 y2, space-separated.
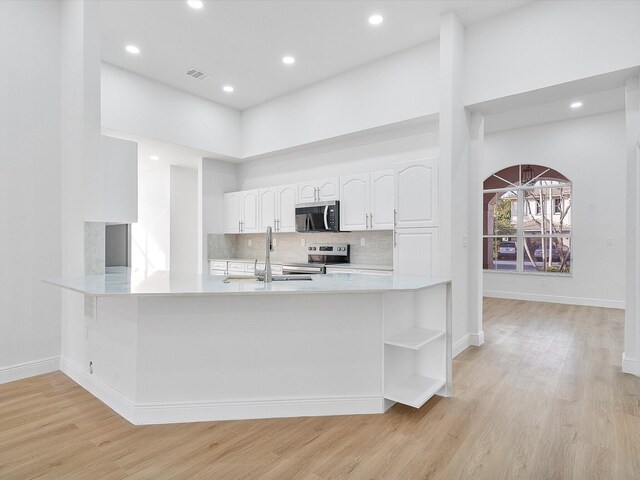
301 238 306 246
607 238 614 247
539 279 546 286
248 239 252 247
360 238 366 247
463 235 469 247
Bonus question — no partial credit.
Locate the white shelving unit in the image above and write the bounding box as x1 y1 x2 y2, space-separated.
383 282 451 409
385 327 445 350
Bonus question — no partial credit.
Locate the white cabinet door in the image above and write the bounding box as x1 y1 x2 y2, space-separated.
339 174 368 231
370 170 394 230
317 178 340 201
298 181 317 203
259 187 277 232
395 158 438 228
223 192 242 233
299 178 339 203
277 184 297 232
394 227 438 277
241 190 259 233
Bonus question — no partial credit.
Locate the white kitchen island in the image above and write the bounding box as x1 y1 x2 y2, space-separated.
46 271 451 425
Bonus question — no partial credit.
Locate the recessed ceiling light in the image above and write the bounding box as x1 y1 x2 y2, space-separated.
570 101 583 109
125 45 140 55
149 155 160 161
187 0 204 9
368 14 384 25
282 56 295 65
222 85 234 93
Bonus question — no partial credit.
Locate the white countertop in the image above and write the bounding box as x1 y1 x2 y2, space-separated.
45 270 449 297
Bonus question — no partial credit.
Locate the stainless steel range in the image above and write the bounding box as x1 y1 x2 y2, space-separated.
282 243 350 275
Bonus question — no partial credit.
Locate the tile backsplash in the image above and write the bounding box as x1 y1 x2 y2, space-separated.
208 231 393 266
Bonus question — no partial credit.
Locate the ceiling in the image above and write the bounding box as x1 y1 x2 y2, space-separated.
100 0 529 110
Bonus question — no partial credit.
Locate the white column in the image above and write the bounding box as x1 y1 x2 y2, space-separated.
468 112 485 344
440 12 483 353
624 76 640 376
60 0 102 365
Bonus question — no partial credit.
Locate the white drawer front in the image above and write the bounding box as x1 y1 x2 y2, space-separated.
210 261 227 271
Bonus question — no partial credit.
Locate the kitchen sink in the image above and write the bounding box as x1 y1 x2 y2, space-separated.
223 276 259 283
271 275 313 281
223 275 313 283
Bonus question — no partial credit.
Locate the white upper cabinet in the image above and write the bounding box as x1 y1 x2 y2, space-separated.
240 190 259 233
223 192 242 233
317 178 339 201
298 182 317 203
276 184 297 232
298 178 340 203
339 170 394 231
370 170 394 230
224 190 258 233
340 174 369 231
259 187 277 231
395 158 438 228
259 184 297 232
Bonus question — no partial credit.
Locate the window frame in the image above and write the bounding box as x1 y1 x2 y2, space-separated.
483 180 572 277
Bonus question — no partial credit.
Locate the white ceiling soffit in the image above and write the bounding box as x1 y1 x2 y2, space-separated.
472 67 637 133
102 128 225 170
100 0 529 110
483 88 625 134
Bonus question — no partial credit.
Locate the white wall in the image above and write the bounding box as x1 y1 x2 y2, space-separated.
198 158 238 273
0 0 62 381
101 63 242 158
241 41 439 158
170 166 199 274
465 0 640 106
131 162 170 276
483 111 626 308
238 122 439 190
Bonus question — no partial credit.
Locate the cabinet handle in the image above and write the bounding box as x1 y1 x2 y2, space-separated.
277 219 280 231
238 220 241 233
370 212 373 229
315 187 318 202
393 208 397 227
274 218 277 231
365 213 369 229
394 229 397 247
240 220 244 233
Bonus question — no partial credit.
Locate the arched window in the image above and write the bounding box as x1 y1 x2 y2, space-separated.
483 165 572 274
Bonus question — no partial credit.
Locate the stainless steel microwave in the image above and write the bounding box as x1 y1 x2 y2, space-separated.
295 201 340 232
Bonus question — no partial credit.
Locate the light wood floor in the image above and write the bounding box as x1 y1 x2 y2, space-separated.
1 298 638 479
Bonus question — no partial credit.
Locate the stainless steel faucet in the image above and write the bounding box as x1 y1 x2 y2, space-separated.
255 226 273 282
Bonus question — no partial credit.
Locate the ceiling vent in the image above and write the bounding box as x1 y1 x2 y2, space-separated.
185 68 210 80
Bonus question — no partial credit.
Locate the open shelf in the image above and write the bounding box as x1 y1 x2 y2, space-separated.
384 328 445 350
384 374 445 409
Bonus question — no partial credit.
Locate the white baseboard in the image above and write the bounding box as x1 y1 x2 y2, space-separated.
453 331 485 359
60 357 137 423
622 353 638 376
484 290 624 309
0 356 60 385
61 356 384 425
134 395 384 425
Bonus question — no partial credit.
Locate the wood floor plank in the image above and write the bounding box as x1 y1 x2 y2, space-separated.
0 298 638 479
